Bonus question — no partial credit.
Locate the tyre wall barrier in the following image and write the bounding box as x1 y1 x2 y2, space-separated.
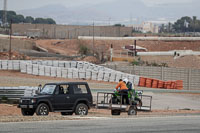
0 60 140 86
138 77 183 90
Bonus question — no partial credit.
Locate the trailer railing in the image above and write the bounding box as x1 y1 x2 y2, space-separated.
97 91 152 111
0 87 38 100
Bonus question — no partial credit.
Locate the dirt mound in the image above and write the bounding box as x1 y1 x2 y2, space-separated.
35 40 79 56
170 55 200 68
82 56 99 64
35 39 200 68
140 55 200 69
0 51 30 60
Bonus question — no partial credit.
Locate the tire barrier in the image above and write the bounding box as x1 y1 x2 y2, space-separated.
139 77 183 90
0 60 140 86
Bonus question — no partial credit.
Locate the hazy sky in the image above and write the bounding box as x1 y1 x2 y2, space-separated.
0 0 194 11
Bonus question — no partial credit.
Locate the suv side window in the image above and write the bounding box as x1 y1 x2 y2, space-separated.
55 85 70 95
73 84 88 94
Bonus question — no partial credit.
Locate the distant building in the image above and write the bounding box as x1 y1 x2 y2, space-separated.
132 22 159 33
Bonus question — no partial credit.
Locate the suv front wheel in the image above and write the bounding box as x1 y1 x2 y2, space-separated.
36 103 49 116
21 109 34 116
75 103 88 115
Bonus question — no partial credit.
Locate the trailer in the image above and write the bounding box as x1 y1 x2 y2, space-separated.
96 91 152 115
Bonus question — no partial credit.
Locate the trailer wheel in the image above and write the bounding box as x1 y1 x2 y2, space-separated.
111 110 121 115
128 106 137 115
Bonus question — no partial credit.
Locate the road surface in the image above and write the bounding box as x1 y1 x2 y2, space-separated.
0 115 200 133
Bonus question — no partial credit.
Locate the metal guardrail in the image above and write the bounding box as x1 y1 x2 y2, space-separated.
0 87 38 100
0 88 25 100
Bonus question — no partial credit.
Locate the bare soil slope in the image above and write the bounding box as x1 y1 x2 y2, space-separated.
35 39 200 68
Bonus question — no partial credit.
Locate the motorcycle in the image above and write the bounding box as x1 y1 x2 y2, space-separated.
111 89 142 107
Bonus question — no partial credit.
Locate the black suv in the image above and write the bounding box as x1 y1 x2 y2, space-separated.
18 82 93 116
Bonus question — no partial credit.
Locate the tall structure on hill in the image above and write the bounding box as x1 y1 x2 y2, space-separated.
3 0 7 26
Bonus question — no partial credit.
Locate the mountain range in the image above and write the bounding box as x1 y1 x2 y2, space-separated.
17 0 200 25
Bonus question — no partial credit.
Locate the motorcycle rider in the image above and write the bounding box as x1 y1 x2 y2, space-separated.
115 78 129 104
125 78 142 107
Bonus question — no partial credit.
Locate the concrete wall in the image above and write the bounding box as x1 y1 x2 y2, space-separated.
0 38 35 52
104 65 200 90
12 24 133 39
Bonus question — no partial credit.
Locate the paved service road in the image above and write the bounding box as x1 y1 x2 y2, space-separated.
0 116 200 133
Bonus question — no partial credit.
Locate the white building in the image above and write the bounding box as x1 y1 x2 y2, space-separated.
132 22 159 33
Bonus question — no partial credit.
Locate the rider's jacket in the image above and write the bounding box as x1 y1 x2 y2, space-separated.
115 81 128 90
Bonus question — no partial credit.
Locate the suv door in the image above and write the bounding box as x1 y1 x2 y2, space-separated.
52 84 72 110
70 84 91 107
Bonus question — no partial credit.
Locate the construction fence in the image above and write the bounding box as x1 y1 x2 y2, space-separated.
104 65 200 90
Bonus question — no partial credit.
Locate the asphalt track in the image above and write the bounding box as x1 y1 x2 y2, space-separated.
0 115 200 133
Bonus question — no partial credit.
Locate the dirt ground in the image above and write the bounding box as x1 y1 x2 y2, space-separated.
0 70 116 89
0 51 30 60
1 70 200 118
35 39 200 68
140 55 200 69
0 104 200 123
0 70 200 122
35 39 200 55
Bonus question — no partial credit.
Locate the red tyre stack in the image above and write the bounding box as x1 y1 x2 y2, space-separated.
176 80 183 90
170 81 176 89
152 79 158 88
139 77 146 87
166 81 172 89
158 80 164 88
145 78 153 88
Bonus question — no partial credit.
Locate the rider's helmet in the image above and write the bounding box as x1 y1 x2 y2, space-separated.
123 78 128 84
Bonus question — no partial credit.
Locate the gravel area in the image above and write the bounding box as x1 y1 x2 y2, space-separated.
0 70 115 89
0 104 200 123
0 70 200 122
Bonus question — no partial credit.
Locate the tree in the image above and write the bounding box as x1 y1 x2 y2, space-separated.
192 16 197 32
34 18 56 24
114 24 125 27
25 16 34 23
46 18 56 24
173 16 193 32
0 10 56 25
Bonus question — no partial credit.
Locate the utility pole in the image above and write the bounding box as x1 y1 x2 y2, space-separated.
193 16 197 36
110 44 113 62
9 20 12 60
92 22 95 55
134 40 137 56
3 0 7 27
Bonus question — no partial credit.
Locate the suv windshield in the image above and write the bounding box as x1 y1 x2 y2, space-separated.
40 85 56 94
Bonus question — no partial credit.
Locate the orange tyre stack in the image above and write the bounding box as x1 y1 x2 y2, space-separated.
139 77 146 87
166 81 172 89
176 80 183 90
170 81 176 89
164 82 168 89
158 80 164 88
152 79 158 88
145 78 152 88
